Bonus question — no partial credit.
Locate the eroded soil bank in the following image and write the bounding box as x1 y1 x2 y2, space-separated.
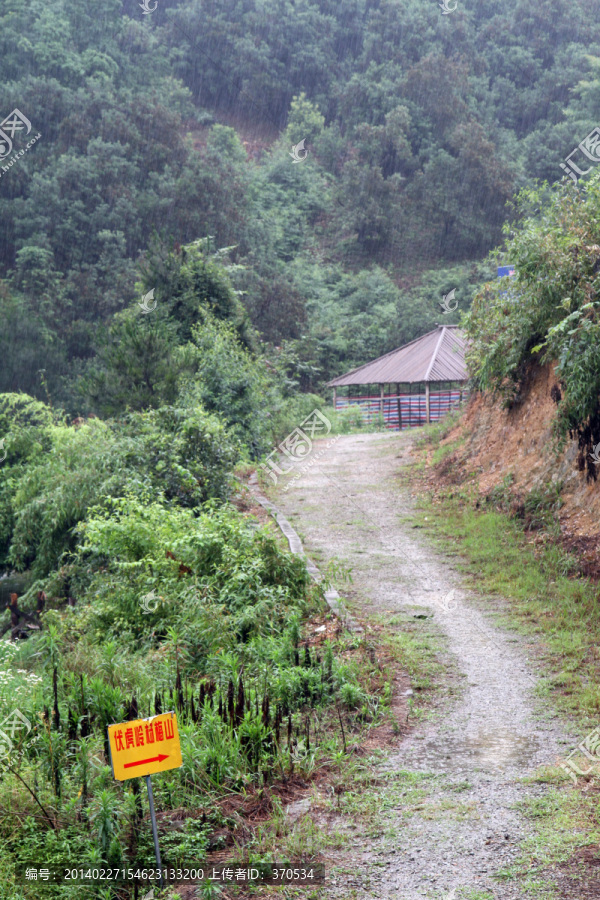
271 431 578 900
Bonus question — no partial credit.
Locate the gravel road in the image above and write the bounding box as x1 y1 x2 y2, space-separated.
272 431 576 900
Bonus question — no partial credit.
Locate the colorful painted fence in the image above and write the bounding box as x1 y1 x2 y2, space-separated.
335 389 466 430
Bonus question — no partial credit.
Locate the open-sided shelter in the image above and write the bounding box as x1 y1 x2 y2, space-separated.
328 324 468 429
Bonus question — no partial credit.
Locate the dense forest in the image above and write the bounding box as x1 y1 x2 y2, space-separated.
2 0 600 894
2 0 600 404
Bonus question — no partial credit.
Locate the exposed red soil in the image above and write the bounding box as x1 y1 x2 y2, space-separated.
433 361 600 576
184 110 278 161
553 845 600 899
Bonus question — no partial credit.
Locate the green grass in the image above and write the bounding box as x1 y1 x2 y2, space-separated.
384 611 448 668
331 768 438 828
502 785 600 899
410 495 600 731
518 785 600 858
430 436 465 467
406 420 600 898
413 409 465 448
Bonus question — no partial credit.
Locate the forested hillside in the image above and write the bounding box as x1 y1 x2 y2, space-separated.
3 2 600 892
2 0 600 404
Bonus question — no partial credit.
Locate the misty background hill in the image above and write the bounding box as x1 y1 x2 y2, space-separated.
1 0 600 407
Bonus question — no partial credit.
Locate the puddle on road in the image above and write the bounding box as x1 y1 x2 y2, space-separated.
405 727 541 773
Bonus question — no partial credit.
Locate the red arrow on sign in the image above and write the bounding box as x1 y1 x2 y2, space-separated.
124 754 169 769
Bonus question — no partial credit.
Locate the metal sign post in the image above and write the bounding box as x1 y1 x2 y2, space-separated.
107 712 183 891
145 775 163 887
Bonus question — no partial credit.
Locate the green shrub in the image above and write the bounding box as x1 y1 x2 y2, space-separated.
465 178 600 455
5 400 238 576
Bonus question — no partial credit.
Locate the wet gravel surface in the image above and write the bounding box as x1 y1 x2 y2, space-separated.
272 431 576 899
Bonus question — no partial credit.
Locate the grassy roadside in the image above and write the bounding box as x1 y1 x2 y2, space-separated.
212 617 446 900
0 479 406 900
406 416 600 897
408 425 600 730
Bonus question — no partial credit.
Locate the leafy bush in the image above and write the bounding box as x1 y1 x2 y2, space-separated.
140 237 256 350
0 483 374 883
180 313 284 458
4 398 238 576
0 393 56 564
74 497 311 652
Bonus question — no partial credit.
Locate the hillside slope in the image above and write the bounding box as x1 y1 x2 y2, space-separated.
439 362 600 550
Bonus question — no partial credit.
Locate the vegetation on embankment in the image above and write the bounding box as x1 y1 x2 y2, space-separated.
466 173 600 478
0 440 387 898
0 259 389 898
0 493 384 897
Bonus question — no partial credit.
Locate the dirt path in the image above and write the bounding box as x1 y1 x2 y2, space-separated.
272 431 574 900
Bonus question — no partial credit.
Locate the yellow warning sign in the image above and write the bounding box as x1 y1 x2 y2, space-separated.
108 712 182 781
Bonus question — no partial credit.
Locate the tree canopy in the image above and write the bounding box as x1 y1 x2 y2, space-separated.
2 0 600 401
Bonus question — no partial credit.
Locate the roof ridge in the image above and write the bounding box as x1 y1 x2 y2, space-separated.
327 326 443 386
327 327 466 387
424 326 447 382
